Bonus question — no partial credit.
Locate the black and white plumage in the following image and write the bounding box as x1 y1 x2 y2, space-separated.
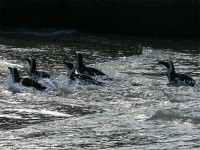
64 61 104 86
74 51 106 77
25 57 50 79
8 67 47 91
158 60 195 87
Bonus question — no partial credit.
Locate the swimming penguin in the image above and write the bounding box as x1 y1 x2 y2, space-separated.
158 60 195 86
25 57 50 79
8 67 47 91
74 51 106 76
64 61 105 86
74 51 112 80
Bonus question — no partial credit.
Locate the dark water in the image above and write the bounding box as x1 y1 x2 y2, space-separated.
0 29 200 149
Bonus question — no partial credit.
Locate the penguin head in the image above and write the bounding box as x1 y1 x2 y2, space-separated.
64 61 76 78
25 57 36 72
74 51 84 67
158 60 175 75
8 67 21 83
158 60 173 68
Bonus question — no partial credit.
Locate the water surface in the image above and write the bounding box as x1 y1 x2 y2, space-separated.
0 29 199 149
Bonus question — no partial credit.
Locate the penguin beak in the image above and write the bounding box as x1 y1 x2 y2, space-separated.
63 61 69 66
8 67 12 71
74 51 77 61
158 61 169 68
25 58 31 63
158 61 165 65
63 61 74 69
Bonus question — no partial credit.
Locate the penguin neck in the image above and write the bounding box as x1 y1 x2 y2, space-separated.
29 59 37 73
12 71 21 83
76 53 85 68
167 67 176 81
30 65 36 73
67 68 75 80
77 59 84 68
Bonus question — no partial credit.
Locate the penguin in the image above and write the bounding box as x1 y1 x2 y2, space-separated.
74 51 106 76
158 60 195 86
64 61 105 86
8 67 47 91
25 57 50 79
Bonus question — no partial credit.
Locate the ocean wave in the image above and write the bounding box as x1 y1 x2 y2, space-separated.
0 28 77 36
150 108 200 123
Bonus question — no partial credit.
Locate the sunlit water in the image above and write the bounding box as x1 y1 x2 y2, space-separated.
0 29 200 149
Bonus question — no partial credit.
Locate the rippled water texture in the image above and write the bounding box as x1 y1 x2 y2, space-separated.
0 30 200 149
